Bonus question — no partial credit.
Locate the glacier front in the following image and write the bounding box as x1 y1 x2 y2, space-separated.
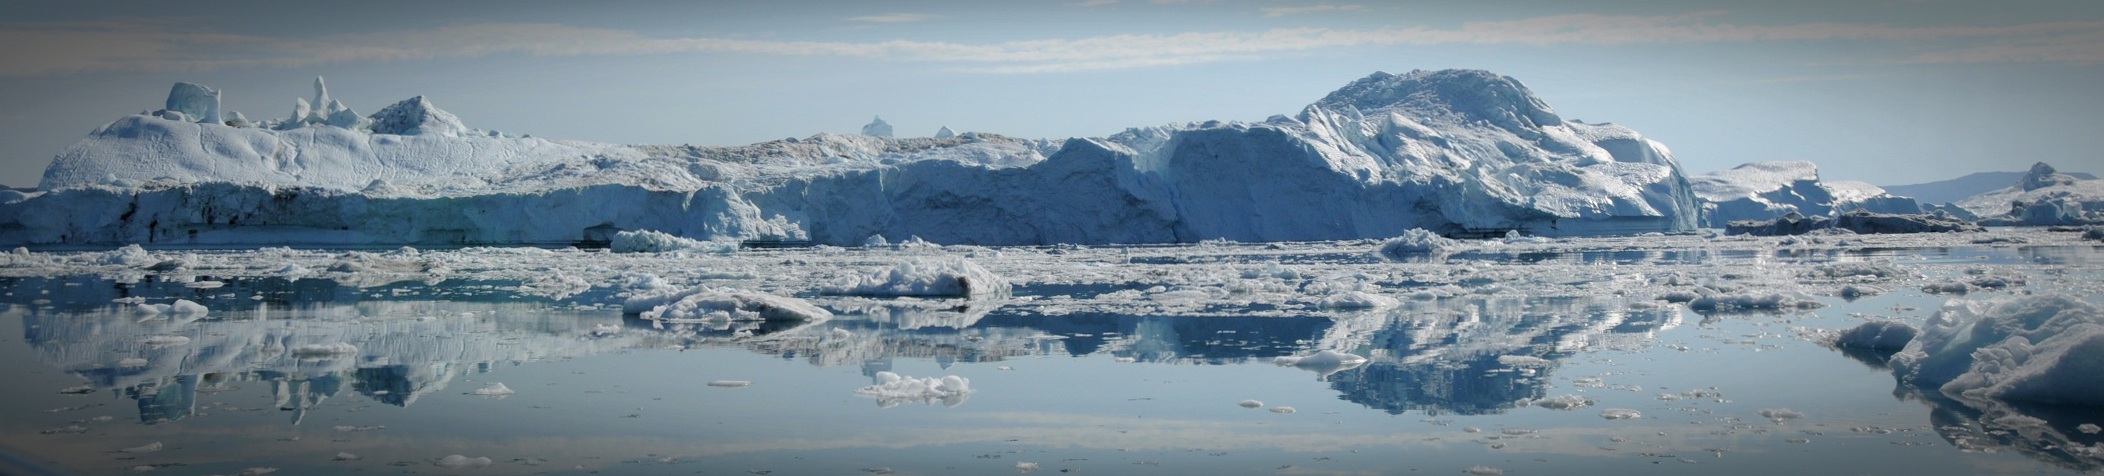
2 70 1698 247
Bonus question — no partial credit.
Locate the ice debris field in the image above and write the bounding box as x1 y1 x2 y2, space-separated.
3 69 2104 474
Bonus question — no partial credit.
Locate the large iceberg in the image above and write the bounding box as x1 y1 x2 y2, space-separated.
1691 161 1923 227
3 70 1699 247
1960 162 2104 226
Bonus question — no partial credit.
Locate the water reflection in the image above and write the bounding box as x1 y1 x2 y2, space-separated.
1908 392 2104 472
19 299 635 425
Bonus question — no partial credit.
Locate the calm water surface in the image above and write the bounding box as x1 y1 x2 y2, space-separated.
1 241 2101 475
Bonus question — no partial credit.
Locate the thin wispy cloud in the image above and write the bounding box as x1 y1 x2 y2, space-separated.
847 13 936 23
4 13 2100 77
1261 4 1364 17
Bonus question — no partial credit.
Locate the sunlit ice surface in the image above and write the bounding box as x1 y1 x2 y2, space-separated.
1 228 2102 475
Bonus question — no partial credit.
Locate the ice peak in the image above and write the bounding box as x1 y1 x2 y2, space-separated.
368 95 467 137
862 116 894 138
163 82 222 124
935 125 956 139
1314 69 1561 131
2020 161 2080 191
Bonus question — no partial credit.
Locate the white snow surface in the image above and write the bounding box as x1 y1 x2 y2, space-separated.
8 69 1697 247
1890 295 2104 405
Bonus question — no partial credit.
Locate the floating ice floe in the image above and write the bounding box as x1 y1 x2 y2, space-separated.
1377 228 1460 260
1270 406 1297 414
1759 408 1804 422
168 299 208 318
855 371 971 408
1014 461 1038 473
634 287 833 324
1600 408 1642 420
434 455 493 468
831 257 1011 299
1527 394 1593 410
1465 466 1505 475
707 380 752 388
1238 400 1263 408
119 442 162 453
1890 295 2104 405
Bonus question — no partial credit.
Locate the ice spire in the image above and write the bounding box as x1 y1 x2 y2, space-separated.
861 116 893 138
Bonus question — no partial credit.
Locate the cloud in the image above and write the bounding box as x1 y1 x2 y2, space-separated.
1261 4 1365 17
847 13 937 23
3 13 2100 77
1069 0 1119 6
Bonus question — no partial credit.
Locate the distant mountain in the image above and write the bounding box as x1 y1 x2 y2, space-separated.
1884 170 2096 205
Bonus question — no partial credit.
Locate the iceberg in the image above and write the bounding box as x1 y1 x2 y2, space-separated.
1960 163 2104 226
1691 161 1924 226
4 69 1699 247
1890 295 2104 406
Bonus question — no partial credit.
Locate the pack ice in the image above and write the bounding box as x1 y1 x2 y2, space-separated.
3 70 1699 246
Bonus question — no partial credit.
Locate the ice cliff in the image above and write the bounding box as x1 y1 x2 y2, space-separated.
4 70 1699 247
1690 161 1923 227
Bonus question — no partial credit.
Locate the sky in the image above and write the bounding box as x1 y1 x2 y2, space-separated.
1 0 2101 189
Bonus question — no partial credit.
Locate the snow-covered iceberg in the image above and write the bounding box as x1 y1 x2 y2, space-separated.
1960 163 2104 226
1691 161 1923 227
4 70 1699 247
1890 295 2104 406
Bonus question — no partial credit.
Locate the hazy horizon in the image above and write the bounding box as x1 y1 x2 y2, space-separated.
3 0 2101 188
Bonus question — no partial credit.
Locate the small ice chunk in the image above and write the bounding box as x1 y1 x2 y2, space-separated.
708 380 752 388
639 288 833 323
1377 228 1459 260
434 455 493 468
1465 466 1505 475
469 382 515 396
291 343 358 357
1270 406 1297 414
236 468 277 476
855 371 971 407
1014 461 1039 473
334 452 360 461
1600 408 1642 420
118 358 149 367
2079 423 2101 434
119 442 162 453
1530 394 1592 410
1830 321 1916 352
610 230 737 253
1759 408 1804 422
168 299 208 318
1238 400 1264 409
141 335 190 346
